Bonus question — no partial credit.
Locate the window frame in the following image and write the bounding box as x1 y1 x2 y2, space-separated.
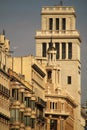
68 42 72 59
67 76 72 84
56 18 59 30
62 42 66 59
42 43 46 57
49 18 53 30
62 18 66 30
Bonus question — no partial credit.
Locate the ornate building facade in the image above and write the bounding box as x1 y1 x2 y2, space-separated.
9 55 46 130
35 4 82 130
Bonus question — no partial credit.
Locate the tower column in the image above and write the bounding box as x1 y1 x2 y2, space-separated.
47 17 49 30
53 18 56 30
60 18 62 30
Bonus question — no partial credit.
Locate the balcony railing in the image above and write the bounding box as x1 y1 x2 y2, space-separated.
45 108 69 117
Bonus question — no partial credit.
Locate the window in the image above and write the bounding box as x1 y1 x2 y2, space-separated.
20 112 24 123
50 102 57 109
55 102 57 109
31 118 35 128
62 43 66 59
47 70 52 82
31 100 35 110
12 89 19 100
50 119 57 130
20 92 24 103
67 76 72 84
62 18 66 30
10 109 19 122
49 18 53 30
55 42 60 59
24 116 31 126
56 18 59 30
10 109 15 122
68 42 72 59
42 43 46 57
25 97 31 108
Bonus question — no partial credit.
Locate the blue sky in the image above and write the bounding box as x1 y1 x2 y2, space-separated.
0 0 87 103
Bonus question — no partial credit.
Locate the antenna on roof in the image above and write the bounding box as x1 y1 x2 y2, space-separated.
60 0 63 6
3 29 5 35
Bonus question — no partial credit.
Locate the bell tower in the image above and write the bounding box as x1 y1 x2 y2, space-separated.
35 4 82 130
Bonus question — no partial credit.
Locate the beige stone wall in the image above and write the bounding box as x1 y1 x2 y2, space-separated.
0 122 9 130
65 117 74 130
9 56 33 82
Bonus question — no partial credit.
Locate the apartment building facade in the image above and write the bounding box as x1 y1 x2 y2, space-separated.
35 4 83 130
9 55 46 130
9 69 36 130
0 34 11 130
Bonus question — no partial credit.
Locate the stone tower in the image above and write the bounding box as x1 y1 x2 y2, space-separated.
35 4 82 130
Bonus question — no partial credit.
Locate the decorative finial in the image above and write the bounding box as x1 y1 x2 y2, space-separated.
50 36 52 44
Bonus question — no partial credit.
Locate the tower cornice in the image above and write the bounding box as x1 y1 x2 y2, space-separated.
41 6 76 17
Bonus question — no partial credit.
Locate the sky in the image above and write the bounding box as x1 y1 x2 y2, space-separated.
0 0 87 104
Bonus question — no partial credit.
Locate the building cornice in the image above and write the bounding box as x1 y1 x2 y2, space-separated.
8 69 32 92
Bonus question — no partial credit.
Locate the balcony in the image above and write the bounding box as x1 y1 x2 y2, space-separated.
24 107 31 116
20 103 25 110
36 97 46 108
45 109 69 118
31 110 36 118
